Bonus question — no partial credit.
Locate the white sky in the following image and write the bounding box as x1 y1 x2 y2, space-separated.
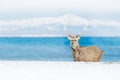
0 0 120 20
0 0 120 10
0 0 120 36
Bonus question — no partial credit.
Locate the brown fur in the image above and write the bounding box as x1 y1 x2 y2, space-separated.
68 34 103 62
71 46 103 62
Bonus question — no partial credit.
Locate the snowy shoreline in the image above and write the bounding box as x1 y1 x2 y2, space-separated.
0 61 120 80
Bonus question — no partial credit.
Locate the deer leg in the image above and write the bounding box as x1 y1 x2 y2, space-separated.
73 56 78 62
77 57 81 61
73 56 77 61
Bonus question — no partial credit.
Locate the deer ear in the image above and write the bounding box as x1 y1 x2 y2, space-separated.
68 35 72 40
76 34 80 40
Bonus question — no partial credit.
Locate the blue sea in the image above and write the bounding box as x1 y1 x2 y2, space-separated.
0 37 120 62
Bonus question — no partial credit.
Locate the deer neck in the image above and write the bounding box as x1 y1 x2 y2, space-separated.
71 44 79 51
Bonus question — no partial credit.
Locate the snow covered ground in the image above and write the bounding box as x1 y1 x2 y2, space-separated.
0 61 120 80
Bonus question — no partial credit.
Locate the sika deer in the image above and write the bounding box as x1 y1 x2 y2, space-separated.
64 25 103 62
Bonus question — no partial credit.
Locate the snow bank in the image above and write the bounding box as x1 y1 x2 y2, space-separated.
0 61 119 80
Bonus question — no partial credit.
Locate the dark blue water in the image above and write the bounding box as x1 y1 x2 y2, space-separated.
0 37 120 62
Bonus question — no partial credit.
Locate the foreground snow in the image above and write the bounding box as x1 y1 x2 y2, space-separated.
0 61 120 80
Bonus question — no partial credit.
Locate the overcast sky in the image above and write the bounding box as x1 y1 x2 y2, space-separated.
0 0 120 36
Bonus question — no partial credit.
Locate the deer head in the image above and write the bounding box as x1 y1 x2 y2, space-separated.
64 24 87 49
67 34 80 49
